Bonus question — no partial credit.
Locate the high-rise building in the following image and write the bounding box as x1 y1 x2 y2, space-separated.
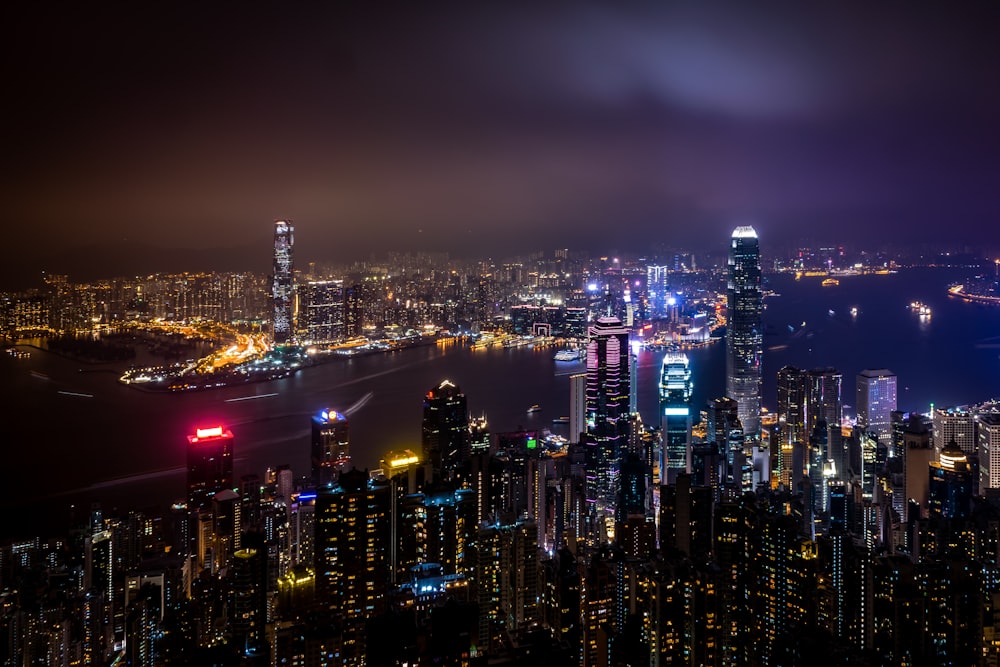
297 280 344 344
311 409 350 487
932 406 977 455
928 442 974 520
422 379 471 478
315 469 390 665
776 366 807 447
660 353 693 482
271 220 295 344
585 316 631 522
726 226 763 439
978 414 1000 491
186 426 234 512
569 372 587 444
856 369 897 445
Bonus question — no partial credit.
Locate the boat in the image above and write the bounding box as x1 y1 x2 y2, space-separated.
527 404 541 414
822 278 840 287
552 416 570 424
909 301 932 316
554 349 582 361
850 307 858 317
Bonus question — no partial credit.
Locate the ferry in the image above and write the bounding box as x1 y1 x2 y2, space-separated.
553 349 582 361
552 416 570 425
909 301 932 316
527 404 541 414
850 307 859 317
821 278 840 287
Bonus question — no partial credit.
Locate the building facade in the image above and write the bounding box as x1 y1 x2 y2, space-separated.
726 226 763 440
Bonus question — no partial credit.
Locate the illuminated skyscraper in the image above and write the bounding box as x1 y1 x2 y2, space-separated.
569 372 587 444
272 220 295 344
660 353 693 482
315 469 390 665
186 426 234 512
856 369 897 445
726 226 762 439
311 409 350 487
585 316 631 521
422 379 470 477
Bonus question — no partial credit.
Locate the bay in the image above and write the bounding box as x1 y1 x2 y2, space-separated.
2 266 998 539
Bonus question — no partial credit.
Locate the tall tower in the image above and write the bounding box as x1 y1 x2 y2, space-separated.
422 379 471 478
311 409 350 487
272 220 295 345
856 369 897 445
315 469 390 665
726 226 763 440
186 426 234 512
585 316 631 523
569 372 587 444
660 353 693 483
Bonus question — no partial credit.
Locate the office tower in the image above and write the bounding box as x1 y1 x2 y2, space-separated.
315 469 390 665
272 220 295 344
469 415 490 454
660 353 693 482
186 426 234 512
776 366 807 446
629 350 638 415
726 226 763 439
856 369 897 445
707 397 746 495
585 316 631 522
902 415 933 521
473 519 539 654
230 533 267 655
422 379 470 478
807 367 843 435
311 409 349 486
569 372 587 444
979 413 1000 491
646 265 670 316
297 279 345 344
933 406 977 455
928 442 974 519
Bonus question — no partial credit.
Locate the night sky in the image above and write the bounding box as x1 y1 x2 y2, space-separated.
4 4 1000 286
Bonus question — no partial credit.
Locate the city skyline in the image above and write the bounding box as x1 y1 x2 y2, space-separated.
5 4 1000 288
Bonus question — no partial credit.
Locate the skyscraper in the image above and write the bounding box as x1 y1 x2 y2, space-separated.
315 469 390 665
726 226 763 439
422 379 471 477
856 369 897 445
272 220 295 345
186 426 234 512
569 372 587 444
660 353 693 482
585 316 631 522
311 409 350 487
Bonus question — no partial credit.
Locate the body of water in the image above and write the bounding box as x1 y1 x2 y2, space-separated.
2 267 998 538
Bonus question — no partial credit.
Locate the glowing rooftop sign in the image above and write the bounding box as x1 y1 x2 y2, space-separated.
732 225 758 239
196 426 224 438
319 409 345 422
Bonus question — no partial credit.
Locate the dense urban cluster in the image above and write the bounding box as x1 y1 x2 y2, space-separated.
4 224 1000 666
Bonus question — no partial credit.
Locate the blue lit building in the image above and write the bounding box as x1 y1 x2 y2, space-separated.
311 409 349 487
660 353 693 483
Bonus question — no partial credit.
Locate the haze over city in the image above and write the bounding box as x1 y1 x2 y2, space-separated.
5 3 1000 288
